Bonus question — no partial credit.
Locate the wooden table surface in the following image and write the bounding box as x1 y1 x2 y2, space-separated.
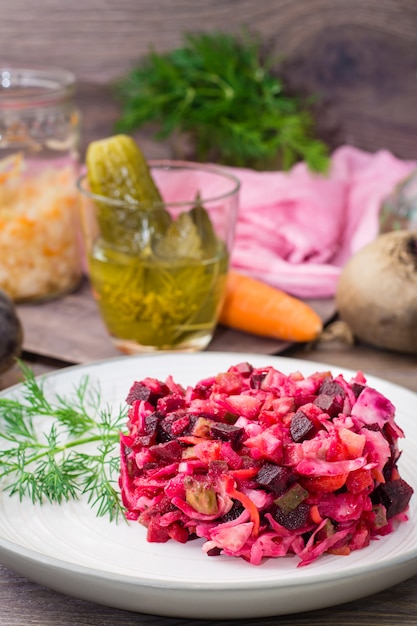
1 79 417 625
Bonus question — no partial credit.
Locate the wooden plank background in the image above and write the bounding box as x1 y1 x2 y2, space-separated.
0 0 416 159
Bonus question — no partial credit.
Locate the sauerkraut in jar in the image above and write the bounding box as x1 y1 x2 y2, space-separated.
0 67 82 302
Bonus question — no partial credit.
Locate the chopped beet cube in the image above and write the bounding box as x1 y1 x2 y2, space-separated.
210 422 244 449
157 394 185 413
363 423 382 432
196 411 216 419
250 372 267 389
382 438 400 483
272 502 310 530
221 500 245 522
290 410 316 442
150 440 183 462
232 362 253 377
372 478 414 519
313 393 343 418
145 516 170 543
126 379 169 406
157 413 181 442
319 378 346 398
294 394 317 408
164 413 193 439
169 413 191 436
192 379 215 399
206 546 222 556
135 412 160 446
256 463 295 495
350 382 366 398
125 382 152 405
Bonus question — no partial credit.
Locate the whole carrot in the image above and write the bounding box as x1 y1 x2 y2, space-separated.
219 271 323 342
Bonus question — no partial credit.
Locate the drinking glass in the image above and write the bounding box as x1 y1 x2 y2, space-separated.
77 160 240 353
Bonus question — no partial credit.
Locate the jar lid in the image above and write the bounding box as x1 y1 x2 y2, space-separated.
0 66 76 110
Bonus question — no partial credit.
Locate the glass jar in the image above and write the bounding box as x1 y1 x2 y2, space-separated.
0 66 83 302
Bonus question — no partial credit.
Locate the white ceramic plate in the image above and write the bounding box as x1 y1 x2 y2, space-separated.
0 352 417 619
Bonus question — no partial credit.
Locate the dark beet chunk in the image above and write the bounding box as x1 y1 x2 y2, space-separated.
382 430 400 482
126 382 152 405
272 502 310 530
319 378 346 398
350 382 366 398
363 423 382 432
126 380 169 407
206 546 222 556
233 362 253 377
250 372 267 389
157 394 185 413
313 394 343 418
193 379 215 399
313 378 347 418
210 422 244 449
135 411 161 446
149 440 183 462
372 478 414 519
290 410 316 442
256 463 296 495
157 413 179 442
221 500 245 522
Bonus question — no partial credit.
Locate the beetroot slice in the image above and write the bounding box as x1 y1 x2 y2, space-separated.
290 410 316 442
372 478 414 519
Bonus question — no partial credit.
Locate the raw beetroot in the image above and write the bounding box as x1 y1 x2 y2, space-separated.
119 363 413 566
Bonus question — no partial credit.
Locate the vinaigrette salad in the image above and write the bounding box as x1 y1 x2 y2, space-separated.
119 362 413 566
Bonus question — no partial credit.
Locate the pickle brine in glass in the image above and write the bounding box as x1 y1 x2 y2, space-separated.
88 239 229 351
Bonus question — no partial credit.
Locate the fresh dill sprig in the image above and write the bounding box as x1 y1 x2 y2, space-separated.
114 31 330 173
0 362 127 522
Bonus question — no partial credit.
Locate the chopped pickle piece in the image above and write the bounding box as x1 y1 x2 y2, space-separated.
274 483 309 513
185 476 219 515
192 417 214 438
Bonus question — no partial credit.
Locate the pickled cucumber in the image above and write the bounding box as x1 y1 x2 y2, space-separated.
86 134 162 207
85 134 171 250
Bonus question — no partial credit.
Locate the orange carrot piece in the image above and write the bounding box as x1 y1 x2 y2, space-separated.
219 271 323 342
228 486 260 536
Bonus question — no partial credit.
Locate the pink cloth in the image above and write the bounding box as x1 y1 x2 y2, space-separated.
229 145 416 298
